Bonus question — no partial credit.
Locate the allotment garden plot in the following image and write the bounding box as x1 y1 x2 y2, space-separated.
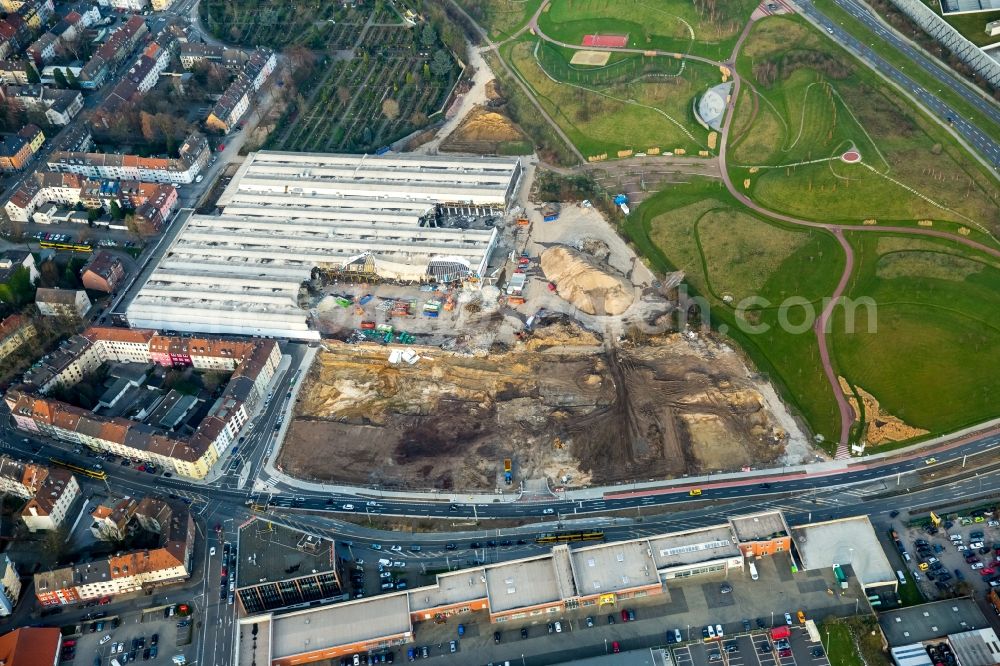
266 25 456 154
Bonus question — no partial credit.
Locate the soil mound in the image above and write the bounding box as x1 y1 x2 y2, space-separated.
440 106 528 154
540 245 635 316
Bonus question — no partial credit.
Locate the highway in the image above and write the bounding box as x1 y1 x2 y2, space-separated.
796 0 1000 170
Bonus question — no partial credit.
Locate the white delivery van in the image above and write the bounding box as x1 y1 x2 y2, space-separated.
749 562 759 581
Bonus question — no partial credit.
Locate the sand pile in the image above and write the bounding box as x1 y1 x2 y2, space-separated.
540 245 635 316
839 377 929 444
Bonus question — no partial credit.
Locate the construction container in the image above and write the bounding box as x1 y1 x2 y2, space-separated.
360 321 376 330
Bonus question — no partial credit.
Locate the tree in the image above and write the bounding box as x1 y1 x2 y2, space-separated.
66 68 79 89
25 63 40 84
140 111 157 142
109 201 124 220
422 62 431 79
430 50 452 78
421 23 437 50
52 68 68 88
381 98 400 120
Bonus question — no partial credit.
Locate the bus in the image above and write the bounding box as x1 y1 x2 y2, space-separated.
39 241 93 253
49 457 107 480
535 530 605 545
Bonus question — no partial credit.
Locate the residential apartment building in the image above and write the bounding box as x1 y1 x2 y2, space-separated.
179 42 246 70
0 124 43 172
0 250 39 288
0 59 32 84
0 555 21 616
0 315 37 361
47 132 209 185
133 183 177 233
81 251 126 293
25 31 58 67
0 627 60 665
90 496 139 541
21 467 79 532
79 15 147 90
35 287 91 318
0 85 83 125
4 171 84 222
34 495 194 605
0 454 47 499
98 0 149 12
7 329 282 478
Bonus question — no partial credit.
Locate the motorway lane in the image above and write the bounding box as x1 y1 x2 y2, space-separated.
797 0 1000 169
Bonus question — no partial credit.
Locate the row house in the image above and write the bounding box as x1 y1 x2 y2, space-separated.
99 0 149 11
205 49 276 133
6 330 281 479
35 496 194 606
5 170 84 222
78 15 147 90
47 131 208 184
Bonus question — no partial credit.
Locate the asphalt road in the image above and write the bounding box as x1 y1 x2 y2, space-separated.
797 0 1000 169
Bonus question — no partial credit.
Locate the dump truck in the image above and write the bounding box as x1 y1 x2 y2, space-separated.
504 459 512 485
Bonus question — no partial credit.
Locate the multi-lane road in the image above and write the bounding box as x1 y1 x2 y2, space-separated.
797 0 1000 169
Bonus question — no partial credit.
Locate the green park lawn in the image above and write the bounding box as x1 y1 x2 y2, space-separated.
831 234 1000 436
505 38 719 158
536 0 754 60
454 0 545 39
730 16 1000 235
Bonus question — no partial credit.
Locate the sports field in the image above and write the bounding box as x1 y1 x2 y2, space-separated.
536 0 755 60
505 38 718 158
730 17 1000 236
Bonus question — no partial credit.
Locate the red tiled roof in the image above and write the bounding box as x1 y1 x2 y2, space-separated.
0 627 61 666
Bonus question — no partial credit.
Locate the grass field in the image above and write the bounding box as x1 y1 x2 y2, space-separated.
505 38 718 158
629 180 846 445
454 0 544 39
536 0 755 60
731 17 1000 235
831 233 1000 436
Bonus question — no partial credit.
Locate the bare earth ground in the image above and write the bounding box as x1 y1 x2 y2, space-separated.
279 319 794 491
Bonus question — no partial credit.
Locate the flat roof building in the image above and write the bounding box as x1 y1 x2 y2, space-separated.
792 516 896 592
125 152 522 340
879 599 992 645
269 595 412 666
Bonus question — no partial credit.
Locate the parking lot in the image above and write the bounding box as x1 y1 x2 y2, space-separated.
895 514 1000 601
58 604 196 666
672 626 829 666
